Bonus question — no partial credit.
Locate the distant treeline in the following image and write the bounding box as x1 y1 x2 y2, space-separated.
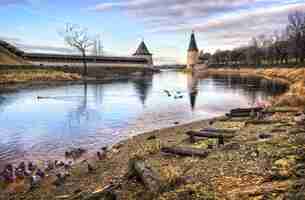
201 11 305 68
155 64 186 69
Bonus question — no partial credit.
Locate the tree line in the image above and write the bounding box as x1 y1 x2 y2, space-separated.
201 11 305 67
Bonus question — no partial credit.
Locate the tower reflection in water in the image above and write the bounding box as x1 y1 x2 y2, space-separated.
131 75 153 106
187 72 199 110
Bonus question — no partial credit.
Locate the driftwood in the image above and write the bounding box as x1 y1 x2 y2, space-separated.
226 113 251 118
161 147 209 157
245 120 284 125
186 131 235 139
226 107 264 118
230 107 263 113
186 130 234 145
200 128 237 134
128 159 162 193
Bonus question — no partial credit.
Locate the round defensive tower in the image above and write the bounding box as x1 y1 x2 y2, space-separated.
133 40 153 67
187 31 199 69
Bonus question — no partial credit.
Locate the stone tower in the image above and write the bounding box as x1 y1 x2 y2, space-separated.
187 31 199 69
133 40 153 67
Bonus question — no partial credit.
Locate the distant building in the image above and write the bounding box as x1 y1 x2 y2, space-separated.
0 39 154 68
187 31 199 69
133 40 153 67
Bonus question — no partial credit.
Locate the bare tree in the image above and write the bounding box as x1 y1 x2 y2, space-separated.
91 35 103 56
61 23 95 76
287 11 305 63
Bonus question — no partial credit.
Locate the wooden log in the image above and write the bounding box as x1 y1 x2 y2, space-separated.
230 107 263 113
161 147 209 157
128 159 162 193
201 128 237 134
186 131 234 139
226 112 251 118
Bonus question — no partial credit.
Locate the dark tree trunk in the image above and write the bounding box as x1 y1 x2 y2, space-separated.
82 51 88 76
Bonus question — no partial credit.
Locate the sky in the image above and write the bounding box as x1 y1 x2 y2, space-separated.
0 0 305 65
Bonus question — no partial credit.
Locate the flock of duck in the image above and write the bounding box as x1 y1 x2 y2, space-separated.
0 147 108 189
163 90 184 99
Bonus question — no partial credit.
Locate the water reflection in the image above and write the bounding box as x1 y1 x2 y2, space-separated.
187 73 199 110
209 74 288 105
0 71 289 166
131 76 153 106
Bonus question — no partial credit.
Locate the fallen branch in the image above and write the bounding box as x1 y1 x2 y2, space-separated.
161 147 209 157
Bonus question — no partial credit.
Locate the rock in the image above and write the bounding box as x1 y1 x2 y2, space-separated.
221 143 241 151
101 146 108 151
295 164 305 178
147 135 157 140
258 133 272 140
294 113 305 125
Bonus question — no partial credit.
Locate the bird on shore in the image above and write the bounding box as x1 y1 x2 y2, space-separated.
36 169 45 178
97 151 106 160
163 90 172 97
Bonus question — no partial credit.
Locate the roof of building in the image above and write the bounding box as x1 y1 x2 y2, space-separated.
133 41 152 56
188 32 199 52
24 53 147 63
0 40 148 63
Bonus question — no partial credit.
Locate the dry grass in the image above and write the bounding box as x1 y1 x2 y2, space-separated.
0 69 81 84
130 139 162 159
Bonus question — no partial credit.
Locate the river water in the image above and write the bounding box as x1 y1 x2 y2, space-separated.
0 70 288 167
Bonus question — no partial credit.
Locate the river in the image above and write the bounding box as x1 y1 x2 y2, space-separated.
0 70 288 167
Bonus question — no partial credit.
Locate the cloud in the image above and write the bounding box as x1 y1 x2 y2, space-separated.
90 0 305 53
0 0 28 6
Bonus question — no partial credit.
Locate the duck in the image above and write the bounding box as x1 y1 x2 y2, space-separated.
163 90 172 97
97 151 106 160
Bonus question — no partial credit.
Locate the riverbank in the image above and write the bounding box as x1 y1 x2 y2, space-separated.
203 67 305 107
0 69 81 84
1 106 305 199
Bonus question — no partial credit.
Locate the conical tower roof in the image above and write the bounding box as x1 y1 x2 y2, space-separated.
133 41 152 56
188 31 199 52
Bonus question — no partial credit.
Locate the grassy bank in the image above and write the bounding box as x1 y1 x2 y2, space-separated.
0 69 81 84
204 67 305 107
